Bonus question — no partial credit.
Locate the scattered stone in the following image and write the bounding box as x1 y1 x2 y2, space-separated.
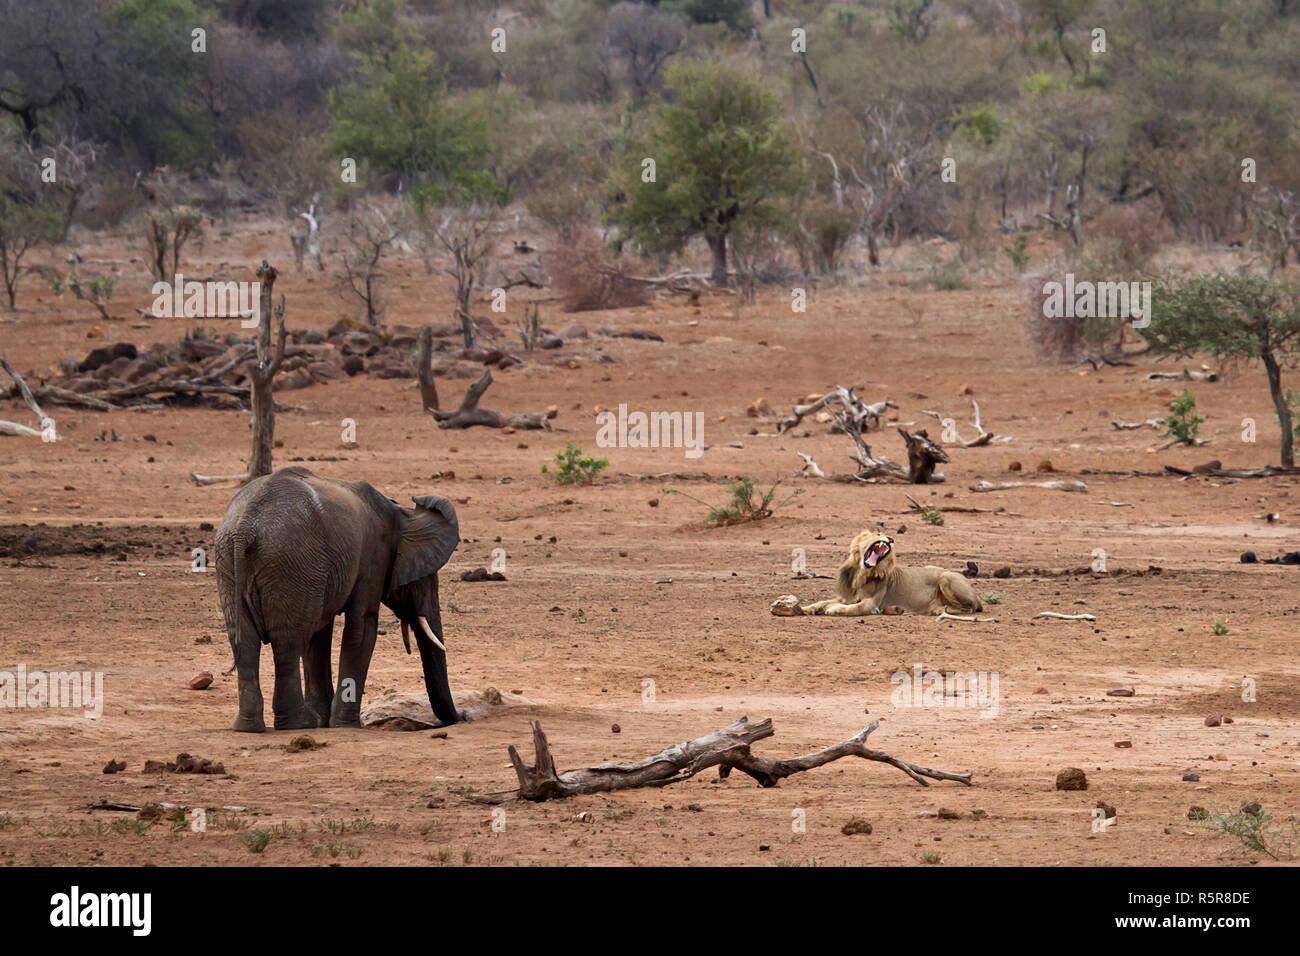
1106 686 1135 697
745 397 770 417
937 807 961 820
841 817 873 835
1204 714 1222 727
1007 460 1022 471
1095 801 1117 820
188 671 214 691
1055 767 1088 791
611 724 621 734
1241 802 1261 816
1114 740 1133 749
970 809 988 821
993 566 1011 579
1187 806 1209 821
1182 773 1200 782
286 735 322 752
1034 687 1048 694
1036 458 1056 472
103 759 127 774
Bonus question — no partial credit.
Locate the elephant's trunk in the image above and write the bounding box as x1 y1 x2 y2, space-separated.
411 609 460 726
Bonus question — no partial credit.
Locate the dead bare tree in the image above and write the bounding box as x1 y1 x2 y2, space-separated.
338 202 400 326
845 103 940 266
411 195 500 349
470 716 971 803
415 326 440 413
785 387 947 484
247 262 286 478
290 195 323 273
429 370 555 430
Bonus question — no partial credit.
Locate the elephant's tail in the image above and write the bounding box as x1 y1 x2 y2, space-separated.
225 533 260 675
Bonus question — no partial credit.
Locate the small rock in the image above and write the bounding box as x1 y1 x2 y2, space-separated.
937 807 961 820
1106 686 1135 697
1204 714 1222 727
1114 740 1133 749
1034 687 1048 694
1007 460 1022 472
611 724 621 734
841 817 873 835
286 735 322 752
993 566 1011 579
1182 773 1200 782
1055 767 1088 791
1096 801 1117 819
188 671 214 691
102 759 127 774
1241 802 1261 816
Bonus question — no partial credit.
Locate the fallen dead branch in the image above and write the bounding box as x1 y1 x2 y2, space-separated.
971 478 1088 493
937 611 999 623
429 370 555 430
0 356 56 440
1160 463 1296 479
1110 417 1163 431
905 494 1010 516
1036 611 1096 621
470 716 972 803
1148 368 1218 382
921 400 1013 447
189 472 249 486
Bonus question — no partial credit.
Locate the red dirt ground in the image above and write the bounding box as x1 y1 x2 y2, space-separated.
1 218 1297 866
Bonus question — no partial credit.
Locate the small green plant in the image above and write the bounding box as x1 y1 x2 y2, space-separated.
243 829 272 853
983 592 1003 605
1001 232 1029 272
920 506 944 526
1213 619 1229 635
664 477 801 526
921 850 943 864
50 259 116 322
925 260 967 291
573 608 588 624
542 441 609 485
1200 804 1298 860
1163 389 1204 445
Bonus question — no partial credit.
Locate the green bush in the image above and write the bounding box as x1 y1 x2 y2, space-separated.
541 442 609 485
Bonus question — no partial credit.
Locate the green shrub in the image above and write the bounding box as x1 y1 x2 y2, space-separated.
541 441 609 485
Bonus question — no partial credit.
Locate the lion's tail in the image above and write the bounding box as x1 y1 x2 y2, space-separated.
939 573 983 613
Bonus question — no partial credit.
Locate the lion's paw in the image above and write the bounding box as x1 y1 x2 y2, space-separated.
770 595 804 616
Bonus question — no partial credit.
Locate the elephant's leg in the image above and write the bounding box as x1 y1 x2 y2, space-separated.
230 604 266 733
330 607 378 728
269 632 315 731
303 621 335 728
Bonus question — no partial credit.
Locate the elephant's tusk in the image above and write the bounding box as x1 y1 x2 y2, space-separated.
400 620 412 655
418 616 446 653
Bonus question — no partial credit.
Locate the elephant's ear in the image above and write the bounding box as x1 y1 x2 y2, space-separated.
392 495 460 590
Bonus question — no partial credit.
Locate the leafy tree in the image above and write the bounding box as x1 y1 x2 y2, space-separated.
1143 273 1300 468
662 0 751 29
327 42 487 186
610 59 795 286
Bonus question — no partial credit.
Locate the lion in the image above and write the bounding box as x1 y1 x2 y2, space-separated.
772 529 982 617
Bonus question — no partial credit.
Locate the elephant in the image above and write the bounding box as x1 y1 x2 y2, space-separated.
213 466 461 732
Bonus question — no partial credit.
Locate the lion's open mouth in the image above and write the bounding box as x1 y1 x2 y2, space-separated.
863 540 890 568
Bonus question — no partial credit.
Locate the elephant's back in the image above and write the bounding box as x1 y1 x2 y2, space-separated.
215 469 362 627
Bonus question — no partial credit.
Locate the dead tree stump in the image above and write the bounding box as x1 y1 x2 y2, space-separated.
247 262 286 478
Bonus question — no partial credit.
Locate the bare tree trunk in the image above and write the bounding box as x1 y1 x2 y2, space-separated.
707 232 728 287
247 262 286 479
1264 349 1295 469
416 326 440 413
